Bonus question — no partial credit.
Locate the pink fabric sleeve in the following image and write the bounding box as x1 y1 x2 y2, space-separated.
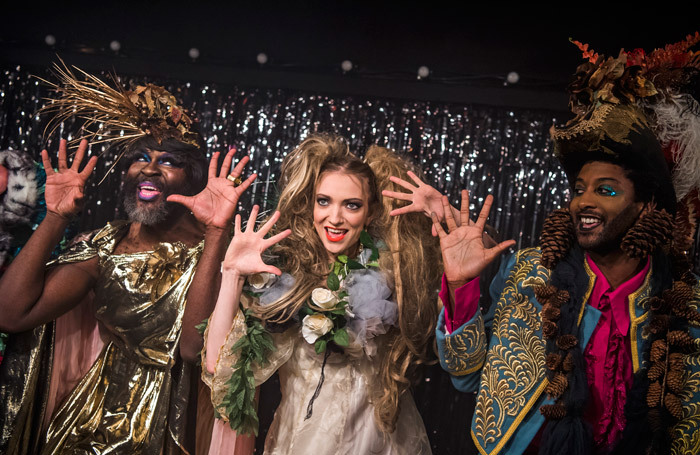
207 419 255 455
439 274 481 333
44 293 104 430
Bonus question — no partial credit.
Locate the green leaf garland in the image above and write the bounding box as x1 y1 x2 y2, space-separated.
220 308 275 436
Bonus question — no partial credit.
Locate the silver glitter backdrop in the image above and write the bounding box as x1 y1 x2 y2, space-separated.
1 64 569 455
1 65 568 250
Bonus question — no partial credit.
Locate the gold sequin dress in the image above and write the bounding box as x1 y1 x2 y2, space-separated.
41 221 203 454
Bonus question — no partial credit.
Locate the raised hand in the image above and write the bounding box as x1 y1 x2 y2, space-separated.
41 139 98 219
382 171 449 218
167 148 256 229
222 205 291 277
432 190 515 287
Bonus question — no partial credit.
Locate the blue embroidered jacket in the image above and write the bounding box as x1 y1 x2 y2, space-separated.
436 247 700 455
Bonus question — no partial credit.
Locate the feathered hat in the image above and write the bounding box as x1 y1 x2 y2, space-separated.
550 32 700 216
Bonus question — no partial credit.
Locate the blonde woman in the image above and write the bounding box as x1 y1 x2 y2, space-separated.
203 134 443 454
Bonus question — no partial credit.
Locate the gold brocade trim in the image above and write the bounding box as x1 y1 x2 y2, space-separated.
472 380 550 455
628 261 653 373
689 299 700 328
670 352 700 455
578 259 597 326
444 316 486 376
473 248 548 450
551 103 616 142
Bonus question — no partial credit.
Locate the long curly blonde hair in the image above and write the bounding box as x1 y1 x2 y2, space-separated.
256 134 442 433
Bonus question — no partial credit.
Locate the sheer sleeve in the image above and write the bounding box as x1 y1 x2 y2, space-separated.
201 297 297 421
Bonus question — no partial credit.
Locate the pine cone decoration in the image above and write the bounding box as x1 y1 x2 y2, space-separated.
672 304 700 323
647 380 662 407
540 404 567 420
669 353 686 369
546 373 569 399
650 340 668 362
666 370 685 393
647 408 663 431
664 281 694 310
546 353 562 371
648 315 669 335
672 195 697 254
664 393 684 419
556 334 579 350
550 289 570 307
540 208 575 269
542 320 558 339
562 352 574 372
668 330 693 348
648 296 667 312
534 285 558 302
681 270 697 286
647 361 666 382
621 209 673 259
542 305 561 322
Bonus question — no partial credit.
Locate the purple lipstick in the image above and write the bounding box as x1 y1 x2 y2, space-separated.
138 181 162 201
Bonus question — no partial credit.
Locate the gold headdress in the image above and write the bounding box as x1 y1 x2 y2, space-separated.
37 60 202 152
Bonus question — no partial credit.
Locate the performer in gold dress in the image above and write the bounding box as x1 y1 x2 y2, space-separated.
0 65 256 454
203 135 444 454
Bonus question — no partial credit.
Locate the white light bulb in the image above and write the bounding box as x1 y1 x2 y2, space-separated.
507 71 520 84
341 60 353 72
45 34 56 46
189 47 200 60
110 40 121 52
417 65 430 79
257 52 268 64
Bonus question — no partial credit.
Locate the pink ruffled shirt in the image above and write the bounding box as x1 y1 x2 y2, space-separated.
441 255 650 449
582 254 649 449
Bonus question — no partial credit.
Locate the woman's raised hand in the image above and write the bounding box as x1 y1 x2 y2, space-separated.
168 148 256 230
221 205 291 276
382 171 448 218
41 139 98 219
432 190 515 287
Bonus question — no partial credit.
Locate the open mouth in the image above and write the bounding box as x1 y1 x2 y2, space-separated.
325 227 348 242
138 181 162 201
578 215 602 231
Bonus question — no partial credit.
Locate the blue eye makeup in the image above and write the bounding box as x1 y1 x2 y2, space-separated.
158 153 184 167
597 185 618 196
132 152 182 167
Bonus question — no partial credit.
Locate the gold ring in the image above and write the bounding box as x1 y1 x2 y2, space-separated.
226 174 243 186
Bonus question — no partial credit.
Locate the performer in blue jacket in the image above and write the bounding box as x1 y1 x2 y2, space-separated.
386 34 700 455
433 35 700 455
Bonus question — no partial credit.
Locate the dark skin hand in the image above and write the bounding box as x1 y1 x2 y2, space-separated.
381 171 498 247
431 190 515 314
168 148 257 362
0 139 99 331
0 141 255 369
